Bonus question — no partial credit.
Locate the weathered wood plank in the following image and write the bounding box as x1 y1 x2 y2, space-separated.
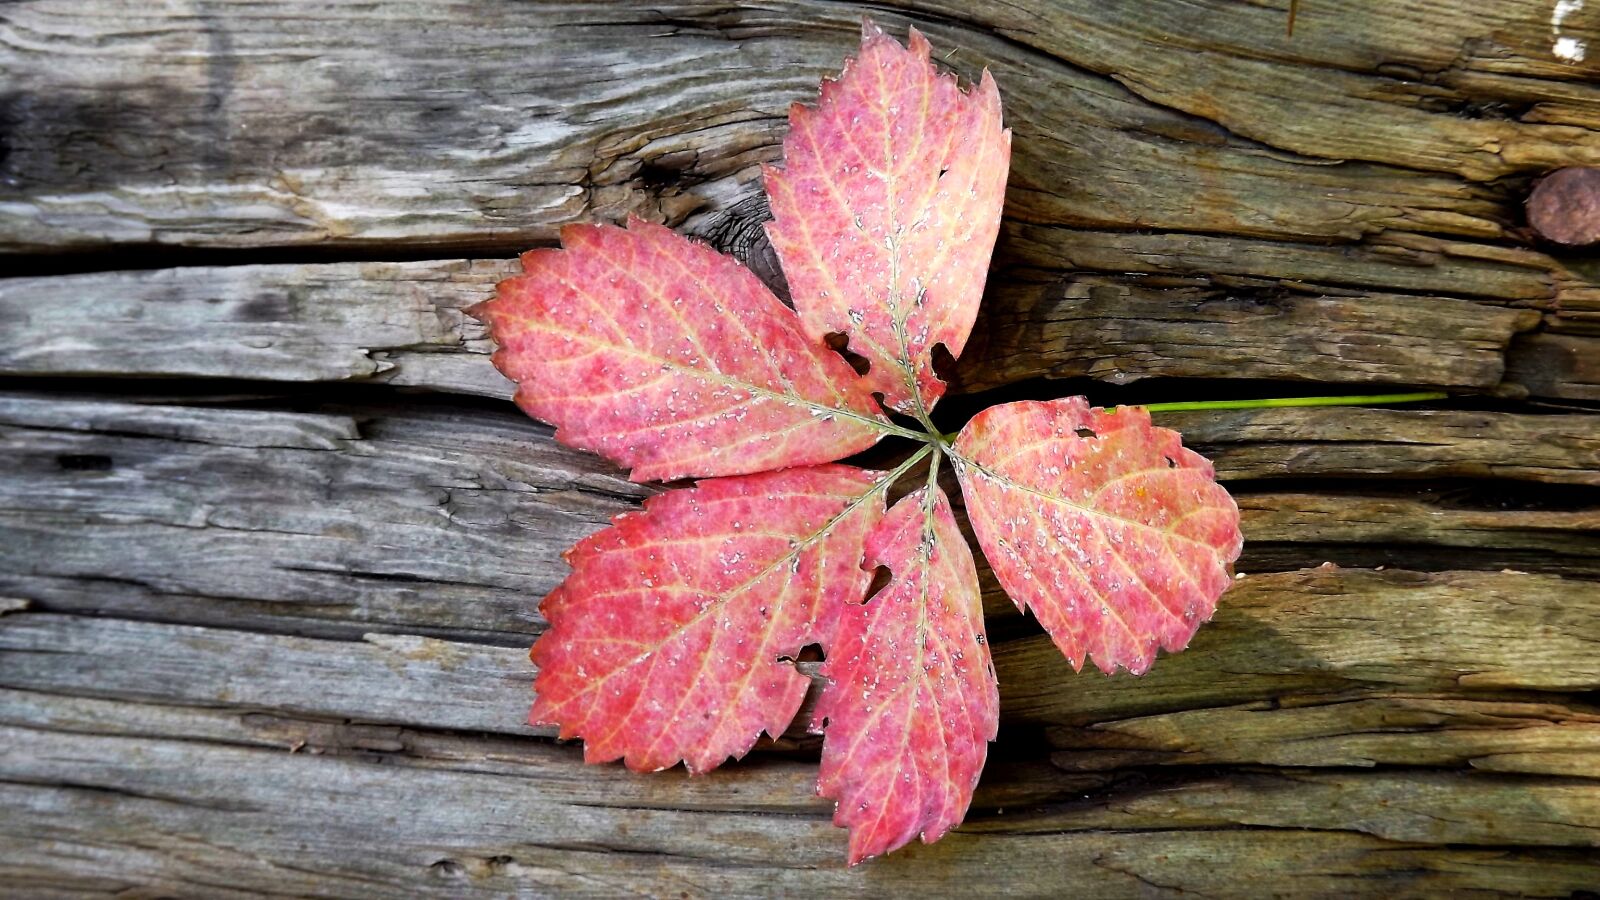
4 2 1598 400
10 720 1600 897
4 663 1600 896
1162 406 1600 485
0 394 644 641
0 615 540 737
945 0 1600 179
4 1 1574 254
961 276 1539 392
7 395 1600 641
1047 696 1600 778
8 562 1599 780
1507 332 1600 401
1237 491 1600 578
996 568 1600 727
1000 226 1561 306
0 260 515 396
0 259 1561 399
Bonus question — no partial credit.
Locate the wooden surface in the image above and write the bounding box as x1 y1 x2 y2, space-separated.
4 1 1600 896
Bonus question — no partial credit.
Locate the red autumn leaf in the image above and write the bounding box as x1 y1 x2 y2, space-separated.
473 21 1243 866
814 479 998 865
473 217 895 483
531 465 887 774
952 398 1244 676
765 21 1010 417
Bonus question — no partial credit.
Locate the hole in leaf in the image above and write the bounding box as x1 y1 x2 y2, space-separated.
825 331 872 375
1074 427 1097 439
930 342 958 383
862 564 892 605
1164 456 1177 468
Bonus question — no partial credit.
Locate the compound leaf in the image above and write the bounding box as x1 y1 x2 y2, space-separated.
471 19 1245 867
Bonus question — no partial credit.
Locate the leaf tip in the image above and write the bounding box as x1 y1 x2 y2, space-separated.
906 25 932 59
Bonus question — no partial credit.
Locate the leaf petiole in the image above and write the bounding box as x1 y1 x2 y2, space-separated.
879 442 935 489
1132 391 1448 414
876 418 936 442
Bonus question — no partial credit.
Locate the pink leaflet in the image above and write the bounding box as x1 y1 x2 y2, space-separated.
814 484 998 865
530 464 886 775
952 398 1243 676
473 217 890 483
764 21 1010 416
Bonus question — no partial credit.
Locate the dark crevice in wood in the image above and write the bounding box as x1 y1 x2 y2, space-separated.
935 374 1580 437
1224 476 1600 508
1241 543 1600 581
0 241 531 280
14 596 541 648
0 775 264 813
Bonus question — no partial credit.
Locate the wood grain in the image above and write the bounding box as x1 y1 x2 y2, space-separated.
0 394 642 641
995 568 1600 725
7 716 1598 897
7 394 1599 639
5 0 1600 892
8 1 1581 253
1163 406 1600 484
6 565 1600 894
3 1 1600 400
3 258 1576 400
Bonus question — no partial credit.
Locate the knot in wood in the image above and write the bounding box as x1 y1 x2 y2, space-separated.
1527 167 1600 247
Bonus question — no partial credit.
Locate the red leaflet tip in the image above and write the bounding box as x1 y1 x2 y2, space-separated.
907 26 931 59
555 221 592 245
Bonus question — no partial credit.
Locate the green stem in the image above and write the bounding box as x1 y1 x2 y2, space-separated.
881 442 933 481
877 418 934 442
1134 391 1447 414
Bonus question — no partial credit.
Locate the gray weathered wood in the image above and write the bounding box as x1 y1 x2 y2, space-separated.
995 568 1600 726
4 1 1600 401
8 394 1599 642
0 393 643 641
0 260 515 396
6 0 1600 892
1162 406 1600 484
5 603 1600 895
7 0 1593 254
8 718 1598 897
1048 696 1600 778
10 564 1600 779
0 258 1568 399
961 276 1539 392
0 615 539 737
